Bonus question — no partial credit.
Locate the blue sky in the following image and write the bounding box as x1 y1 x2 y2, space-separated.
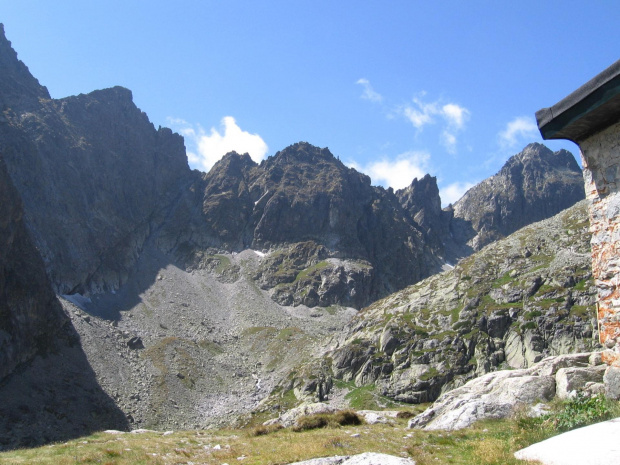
2 1 618 204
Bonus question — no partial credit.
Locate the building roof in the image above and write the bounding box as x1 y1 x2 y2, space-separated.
536 59 620 143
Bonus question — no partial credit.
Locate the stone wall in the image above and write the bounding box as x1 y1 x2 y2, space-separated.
580 119 620 366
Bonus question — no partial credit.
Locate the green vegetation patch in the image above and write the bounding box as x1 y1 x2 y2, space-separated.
7 401 620 465
569 305 594 318
292 410 363 432
295 260 330 282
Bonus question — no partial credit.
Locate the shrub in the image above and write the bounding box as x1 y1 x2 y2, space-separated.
292 415 330 432
551 393 614 432
292 410 363 432
249 424 283 436
333 410 363 426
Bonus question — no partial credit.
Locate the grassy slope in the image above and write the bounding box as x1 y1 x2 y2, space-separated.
5 402 614 465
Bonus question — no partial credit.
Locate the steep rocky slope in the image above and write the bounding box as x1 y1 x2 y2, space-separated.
0 153 128 449
278 201 599 406
0 154 65 381
448 143 584 255
54 246 358 431
0 73 190 295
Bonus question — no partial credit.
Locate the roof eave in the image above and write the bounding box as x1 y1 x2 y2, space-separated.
536 60 620 143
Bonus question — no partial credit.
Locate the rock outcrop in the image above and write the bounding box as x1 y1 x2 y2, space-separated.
408 352 604 431
396 174 449 256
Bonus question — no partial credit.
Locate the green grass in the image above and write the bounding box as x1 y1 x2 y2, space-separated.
492 271 514 288
2 407 601 465
294 261 330 282
569 305 594 318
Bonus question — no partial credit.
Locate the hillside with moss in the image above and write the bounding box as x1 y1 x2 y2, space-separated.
274 200 600 407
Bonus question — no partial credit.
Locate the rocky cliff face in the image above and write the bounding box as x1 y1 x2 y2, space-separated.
396 174 451 258
0 26 191 295
0 24 50 113
280 201 599 405
0 154 66 381
170 142 443 307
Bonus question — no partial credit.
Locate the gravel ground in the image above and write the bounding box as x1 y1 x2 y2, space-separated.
65 244 357 430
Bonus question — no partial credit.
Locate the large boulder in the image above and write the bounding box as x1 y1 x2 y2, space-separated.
555 365 606 399
514 417 620 464
264 402 338 428
408 369 555 430
409 352 606 431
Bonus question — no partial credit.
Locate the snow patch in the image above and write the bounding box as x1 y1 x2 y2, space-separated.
254 190 269 206
252 250 267 258
441 262 455 271
61 293 92 310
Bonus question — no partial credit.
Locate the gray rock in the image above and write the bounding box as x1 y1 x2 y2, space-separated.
589 352 603 366
449 143 584 255
408 368 556 431
530 353 592 377
604 365 620 400
357 410 397 425
514 417 620 464
555 365 606 399
265 402 338 428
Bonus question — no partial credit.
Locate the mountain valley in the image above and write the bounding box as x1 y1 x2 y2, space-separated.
0 22 600 453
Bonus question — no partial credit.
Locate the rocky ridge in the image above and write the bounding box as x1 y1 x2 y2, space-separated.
396 144 585 263
276 201 600 406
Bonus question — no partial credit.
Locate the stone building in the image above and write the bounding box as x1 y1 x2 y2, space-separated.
536 60 620 387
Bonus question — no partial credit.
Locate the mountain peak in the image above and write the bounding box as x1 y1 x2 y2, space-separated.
0 23 50 110
504 142 581 175
451 143 584 254
270 142 338 165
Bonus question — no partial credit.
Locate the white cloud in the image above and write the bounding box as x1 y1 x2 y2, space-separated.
441 130 458 154
356 78 383 103
349 151 431 190
499 116 539 148
440 181 477 206
170 116 268 172
442 103 469 129
402 96 438 129
400 96 470 153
